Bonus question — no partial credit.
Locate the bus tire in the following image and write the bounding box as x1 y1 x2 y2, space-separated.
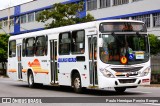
114 87 126 93
28 72 35 88
73 73 82 93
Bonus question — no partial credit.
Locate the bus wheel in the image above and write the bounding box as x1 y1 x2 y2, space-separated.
73 73 82 93
28 72 35 88
114 87 126 93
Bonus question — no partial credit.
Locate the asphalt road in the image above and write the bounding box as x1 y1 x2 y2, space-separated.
0 77 160 106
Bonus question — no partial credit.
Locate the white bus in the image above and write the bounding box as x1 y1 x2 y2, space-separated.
8 20 151 93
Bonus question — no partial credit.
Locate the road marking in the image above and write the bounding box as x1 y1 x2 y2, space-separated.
143 103 160 106
127 90 152 94
0 80 24 84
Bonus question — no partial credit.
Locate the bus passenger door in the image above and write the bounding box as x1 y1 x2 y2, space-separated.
8 40 17 80
88 36 98 86
50 40 58 84
17 45 22 80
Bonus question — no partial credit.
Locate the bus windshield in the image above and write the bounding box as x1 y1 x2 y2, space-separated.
99 34 149 65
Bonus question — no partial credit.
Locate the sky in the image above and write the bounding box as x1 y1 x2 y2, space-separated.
0 0 33 10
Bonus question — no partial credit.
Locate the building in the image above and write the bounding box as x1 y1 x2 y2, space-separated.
0 0 160 36
0 0 65 35
87 0 160 36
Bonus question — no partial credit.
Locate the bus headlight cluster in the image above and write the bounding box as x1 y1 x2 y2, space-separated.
100 68 115 78
141 67 150 77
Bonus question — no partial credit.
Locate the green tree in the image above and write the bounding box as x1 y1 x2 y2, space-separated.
149 34 160 55
0 34 9 74
37 2 94 28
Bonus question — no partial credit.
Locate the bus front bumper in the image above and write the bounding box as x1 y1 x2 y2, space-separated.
98 75 150 88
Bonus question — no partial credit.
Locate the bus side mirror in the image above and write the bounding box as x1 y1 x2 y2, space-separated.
98 38 103 47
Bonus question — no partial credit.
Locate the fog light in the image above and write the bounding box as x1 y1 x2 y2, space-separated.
115 81 118 85
138 80 141 84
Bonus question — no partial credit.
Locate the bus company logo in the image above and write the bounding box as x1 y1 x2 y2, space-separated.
28 59 40 67
2 98 11 103
28 59 49 74
126 73 130 77
58 58 77 62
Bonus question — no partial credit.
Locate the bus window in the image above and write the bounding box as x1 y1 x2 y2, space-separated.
9 40 16 57
25 37 35 57
71 30 85 54
35 36 45 56
59 32 71 55
22 39 26 57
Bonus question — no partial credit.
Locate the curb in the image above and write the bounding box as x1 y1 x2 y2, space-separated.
0 75 9 78
143 84 160 87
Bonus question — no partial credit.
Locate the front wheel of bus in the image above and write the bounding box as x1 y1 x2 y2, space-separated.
28 72 35 88
114 87 126 93
73 73 82 93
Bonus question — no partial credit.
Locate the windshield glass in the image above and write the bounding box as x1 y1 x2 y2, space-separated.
99 34 149 65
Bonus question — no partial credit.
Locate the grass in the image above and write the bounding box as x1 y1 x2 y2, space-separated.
152 70 160 74
151 70 160 84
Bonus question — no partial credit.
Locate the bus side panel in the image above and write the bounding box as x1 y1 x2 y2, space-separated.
74 62 90 87
58 55 73 86
57 32 90 87
57 56 90 87
8 57 18 80
21 57 50 84
7 40 18 81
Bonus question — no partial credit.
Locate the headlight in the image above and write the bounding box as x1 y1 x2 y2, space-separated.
100 68 115 78
141 67 150 77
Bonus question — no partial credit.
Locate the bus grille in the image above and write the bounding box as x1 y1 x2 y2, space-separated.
118 79 136 83
111 67 142 72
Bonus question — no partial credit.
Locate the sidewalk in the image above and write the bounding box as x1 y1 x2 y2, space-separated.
0 74 9 78
143 84 160 87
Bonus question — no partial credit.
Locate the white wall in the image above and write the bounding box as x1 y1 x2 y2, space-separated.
87 0 160 36
20 0 66 32
88 0 160 19
21 0 65 13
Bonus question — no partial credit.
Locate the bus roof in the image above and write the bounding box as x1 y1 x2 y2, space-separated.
9 19 144 40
